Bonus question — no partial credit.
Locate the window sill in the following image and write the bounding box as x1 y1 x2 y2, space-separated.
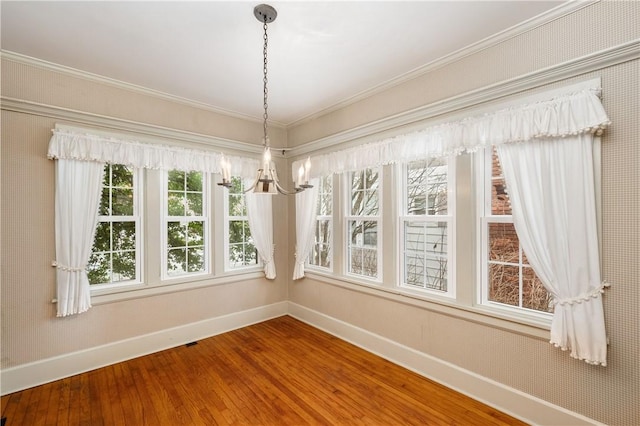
302 271 551 341
89 270 265 305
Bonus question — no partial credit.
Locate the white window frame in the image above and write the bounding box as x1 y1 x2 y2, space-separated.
88 164 143 290
223 176 261 272
307 174 333 272
344 167 382 282
477 148 553 322
399 157 455 298
161 169 210 280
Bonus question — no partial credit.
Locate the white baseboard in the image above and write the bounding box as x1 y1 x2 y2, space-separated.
287 302 604 426
0 301 288 396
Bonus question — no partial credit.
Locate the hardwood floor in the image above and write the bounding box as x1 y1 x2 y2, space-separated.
1 316 527 425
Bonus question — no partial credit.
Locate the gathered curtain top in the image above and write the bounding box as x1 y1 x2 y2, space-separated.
292 87 611 179
48 129 260 178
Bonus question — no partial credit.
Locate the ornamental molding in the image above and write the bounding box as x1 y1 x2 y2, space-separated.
1 38 637 159
0 97 265 156
286 39 640 159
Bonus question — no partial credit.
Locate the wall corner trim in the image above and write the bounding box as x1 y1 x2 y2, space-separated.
287 302 606 426
0 302 288 396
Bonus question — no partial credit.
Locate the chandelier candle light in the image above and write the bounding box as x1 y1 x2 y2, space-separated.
218 4 312 195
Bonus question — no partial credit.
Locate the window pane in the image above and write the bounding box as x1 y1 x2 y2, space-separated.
229 220 245 244
361 248 377 278
407 161 428 187
99 186 110 215
91 164 140 286
319 176 333 215
491 149 511 215
187 221 204 245
168 170 185 191
407 192 426 215
229 243 244 267
167 222 186 248
187 247 205 273
186 171 203 192
405 252 423 287
522 267 553 312
406 159 448 216
244 242 257 265
351 189 364 215
317 220 330 245
113 221 135 251
186 193 203 216
488 263 520 307
310 175 332 270
367 169 379 191
111 165 133 188
491 178 511 215
349 247 363 275
489 223 519 263
350 221 362 245
403 221 448 291
87 252 110 285
93 222 111 252
167 192 185 216
112 251 135 282
362 221 377 246
111 188 133 215
229 194 245 216
364 191 379 216
167 248 187 276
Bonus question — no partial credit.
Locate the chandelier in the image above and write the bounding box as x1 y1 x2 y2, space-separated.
219 4 312 195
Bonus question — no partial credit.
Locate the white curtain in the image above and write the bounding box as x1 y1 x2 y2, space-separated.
48 125 262 316
293 179 319 280
292 87 610 179
246 192 276 279
49 127 260 178
497 134 608 365
53 159 105 317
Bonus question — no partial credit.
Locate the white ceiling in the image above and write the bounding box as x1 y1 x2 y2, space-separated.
1 1 566 125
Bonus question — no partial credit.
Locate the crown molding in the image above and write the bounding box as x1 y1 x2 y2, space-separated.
0 97 265 156
0 50 287 129
1 2 596 130
286 0 600 128
287 39 640 159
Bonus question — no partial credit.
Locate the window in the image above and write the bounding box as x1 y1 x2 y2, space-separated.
308 175 333 270
88 164 141 286
479 148 553 314
346 168 381 280
163 170 209 278
400 158 454 295
225 176 258 269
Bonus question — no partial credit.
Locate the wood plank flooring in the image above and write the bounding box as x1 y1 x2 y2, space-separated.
1 316 527 425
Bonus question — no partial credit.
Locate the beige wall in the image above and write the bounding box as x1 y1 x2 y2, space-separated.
1 64 290 367
287 2 639 425
1 1 638 425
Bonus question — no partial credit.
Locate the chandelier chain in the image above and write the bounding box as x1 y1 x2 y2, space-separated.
262 21 269 146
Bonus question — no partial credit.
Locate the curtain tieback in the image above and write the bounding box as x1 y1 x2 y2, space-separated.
51 260 85 272
553 281 610 306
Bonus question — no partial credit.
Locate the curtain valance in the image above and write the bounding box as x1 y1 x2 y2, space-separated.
48 128 260 178
292 87 610 179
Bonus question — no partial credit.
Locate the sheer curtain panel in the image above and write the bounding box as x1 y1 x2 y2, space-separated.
246 192 276 279
293 179 319 279
48 125 261 316
53 159 105 317
497 134 608 365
